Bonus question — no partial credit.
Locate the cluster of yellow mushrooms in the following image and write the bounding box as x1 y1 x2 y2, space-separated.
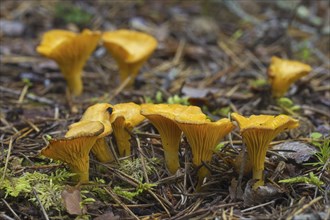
36 29 312 98
37 29 312 190
41 102 299 190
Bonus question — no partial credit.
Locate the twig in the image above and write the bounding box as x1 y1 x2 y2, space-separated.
173 39 186 65
0 86 55 106
0 213 15 220
286 196 323 220
1 137 13 183
103 187 140 220
108 76 132 102
18 85 29 104
241 200 275 213
1 198 21 220
32 188 49 220
135 135 149 183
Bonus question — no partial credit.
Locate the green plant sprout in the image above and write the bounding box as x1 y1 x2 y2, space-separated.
113 181 157 200
279 172 324 189
167 94 189 105
55 2 92 26
249 78 268 88
305 132 330 172
277 97 301 115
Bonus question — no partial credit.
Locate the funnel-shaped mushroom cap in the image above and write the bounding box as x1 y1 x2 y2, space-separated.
231 112 299 189
102 29 158 86
68 103 113 138
41 122 104 183
37 29 101 96
110 102 145 156
66 103 114 163
141 104 203 174
268 56 312 97
175 109 235 189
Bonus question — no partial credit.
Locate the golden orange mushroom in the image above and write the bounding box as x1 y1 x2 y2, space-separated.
66 103 114 162
110 102 145 157
175 107 235 189
141 104 203 174
37 29 101 96
41 121 104 183
268 56 312 97
231 112 299 189
102 29 158 86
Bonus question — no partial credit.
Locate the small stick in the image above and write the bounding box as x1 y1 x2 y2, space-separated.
1 137 13 182
135 135 149 183
108 76 132 102
0 86 54 106
32 188 50 220
241 200 275 213
18 85 29 104
1 198 21 220
287 196 323 219
103 187 139 220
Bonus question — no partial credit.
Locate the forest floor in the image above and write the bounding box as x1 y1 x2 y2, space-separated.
0 1 329 219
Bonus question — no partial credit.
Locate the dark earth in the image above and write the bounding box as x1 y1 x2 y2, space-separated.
0 1 329 219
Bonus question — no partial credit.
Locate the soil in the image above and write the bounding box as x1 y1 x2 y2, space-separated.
0 1 329 219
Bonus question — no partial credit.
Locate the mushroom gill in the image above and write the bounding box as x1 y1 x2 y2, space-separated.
231 112 299 189
37 29 101 96
268 56 312 97
102 29 157 86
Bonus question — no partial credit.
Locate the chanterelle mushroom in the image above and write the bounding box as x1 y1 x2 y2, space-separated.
268 56 312 97
102 29 158 86
66 103 114 162
231 112 299 189
37 29 101 96
175 107 235 189
41 121 104 183
110 102 145 156
140 104 203 174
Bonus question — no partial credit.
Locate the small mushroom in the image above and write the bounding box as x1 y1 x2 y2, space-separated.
41 121 104 183
175 107 235 189
66 103 114 162
102 29 158 86
110 102 145 156
268 56 312 97
140 104 203 174
231 113 299 189
37 29 101 96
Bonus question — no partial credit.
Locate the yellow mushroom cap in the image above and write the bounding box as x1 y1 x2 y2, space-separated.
36 29 101 96
110 102 145 156
67 103 113 138
66 103 114 163
140 104 203 174
41 121 104 183
175 108 235 188
110 102 145 128
102 29 158 84
231 112 299 188
268 56 312 97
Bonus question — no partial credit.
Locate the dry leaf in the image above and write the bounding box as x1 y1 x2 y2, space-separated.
94 212 120 220
61 185 86 215
272 141 317 164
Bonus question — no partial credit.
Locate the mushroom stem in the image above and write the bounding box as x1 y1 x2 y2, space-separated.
196 166 210 191
65 73 83 96
91 138 114 163
163 150 180 174
70 161 89 183
112 117 132 156
252 168 264 190
118 62 143 87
